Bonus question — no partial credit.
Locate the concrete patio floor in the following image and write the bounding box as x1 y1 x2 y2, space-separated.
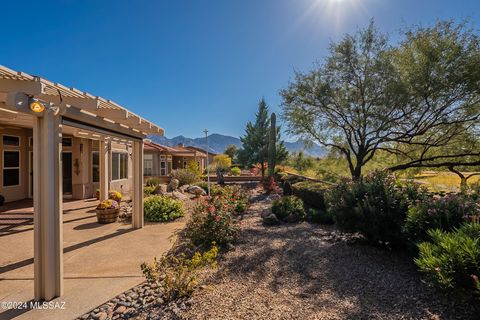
0 199 185 320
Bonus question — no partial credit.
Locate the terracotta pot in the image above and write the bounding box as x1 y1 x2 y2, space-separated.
95 208 119 224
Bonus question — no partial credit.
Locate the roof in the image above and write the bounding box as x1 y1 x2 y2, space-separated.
145 141 207 157
0 65 164 137
185 145 217 156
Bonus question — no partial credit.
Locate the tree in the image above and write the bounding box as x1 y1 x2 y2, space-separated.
281 21 480 180
239 98 288 177
224 144 238 163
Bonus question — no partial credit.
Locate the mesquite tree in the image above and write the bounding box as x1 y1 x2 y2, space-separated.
281 21 480 179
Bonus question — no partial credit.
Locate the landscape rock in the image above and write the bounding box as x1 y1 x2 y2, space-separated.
153 184 167 195
187 185 206 196
168 179 179 191
262 213 281 225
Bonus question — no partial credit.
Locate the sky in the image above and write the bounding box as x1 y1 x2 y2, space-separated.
1 0 479 139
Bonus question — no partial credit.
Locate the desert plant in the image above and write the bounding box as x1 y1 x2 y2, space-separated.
144 195 185 222
146 177 162 187
170 169 199 186
415 223 480 297
141 244 218 301
230 167 241 176
186 161 203 180
272 195 305 221
144 185 157 197
292 181 327 210
404 194 478 243
307 208 334 225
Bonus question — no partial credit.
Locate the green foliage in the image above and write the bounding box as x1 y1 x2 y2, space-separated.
239 98 288 176
186 186 245 246
144 195 185 222
282 180 293 196
288 151 315 172
224 144 239 163
327 171 426 247
268 112 277 177
186 161 203 180
170 169 199 186
230 167 241 176
272 196 305 221
145 177 161 187
415 223 480 297
292 181 327 210
213 154 232 172
307 208 335 225
141 244 218 301
404 193 478 243
144 185 157 197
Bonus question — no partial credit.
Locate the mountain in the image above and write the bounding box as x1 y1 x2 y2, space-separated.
149 133 326 157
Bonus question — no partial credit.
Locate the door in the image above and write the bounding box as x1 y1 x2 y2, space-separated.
62 152 73 196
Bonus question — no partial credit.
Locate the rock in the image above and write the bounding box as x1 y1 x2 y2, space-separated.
153 184 167 195
284 213 299 223
261 208 272 218
94 312 108 320
171 191 189 201
179 184 190 192
115 306 127 314
265 194 281 202
263 213 281 226
168 179 179 191
156 297 164 305
187 185 206 196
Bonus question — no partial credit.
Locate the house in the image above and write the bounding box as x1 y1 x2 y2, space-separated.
184 145 218 164
0 65 163 301
143 141 207 182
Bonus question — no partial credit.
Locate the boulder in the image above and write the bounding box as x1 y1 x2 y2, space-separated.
187 185 206 196
171 191 189 201
179 184 190 193
167 179 179 192
153 184 167 195
265 194 281 202
284 213 299 223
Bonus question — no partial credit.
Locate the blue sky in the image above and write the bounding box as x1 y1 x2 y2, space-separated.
1 0 479 139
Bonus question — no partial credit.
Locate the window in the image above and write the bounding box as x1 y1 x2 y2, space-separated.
144 154 153 176
160 161 166 176
3 135 20 146
3 151 20 187
92 151 99 182
112 152 128 180
62 137 73 147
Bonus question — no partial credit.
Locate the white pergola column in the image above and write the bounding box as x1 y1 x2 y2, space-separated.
132 140 144 228
99 140 109 201
33 108 63 301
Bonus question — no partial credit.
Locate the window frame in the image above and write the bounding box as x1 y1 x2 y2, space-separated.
2 135 21 147
111 151 129 181
3 150 21 188
92 151 100 183
144 154 153 176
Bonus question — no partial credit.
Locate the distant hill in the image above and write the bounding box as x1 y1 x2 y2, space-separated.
149 133 326 157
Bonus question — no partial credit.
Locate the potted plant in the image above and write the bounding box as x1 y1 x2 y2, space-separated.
108 190 122 203
95 199 120 224
0 195 5 207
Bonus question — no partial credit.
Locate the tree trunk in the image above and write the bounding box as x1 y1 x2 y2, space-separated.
260 162 265 178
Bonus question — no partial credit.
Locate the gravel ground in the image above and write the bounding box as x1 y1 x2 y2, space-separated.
176 197 478 320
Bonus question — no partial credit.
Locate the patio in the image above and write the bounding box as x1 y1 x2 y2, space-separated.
0 199 184 319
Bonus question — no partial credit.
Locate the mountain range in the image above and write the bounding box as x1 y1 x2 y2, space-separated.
148 133 325 157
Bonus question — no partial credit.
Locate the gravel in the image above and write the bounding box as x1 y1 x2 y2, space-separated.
178 197 479 320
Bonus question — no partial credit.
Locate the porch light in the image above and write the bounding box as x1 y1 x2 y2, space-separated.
30 100 45 113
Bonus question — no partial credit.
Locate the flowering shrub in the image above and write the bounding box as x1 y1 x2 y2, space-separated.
415 223 480 297
327 171 428 247
144 195 185 222
96 199 119 210
141 244 218 301
230 167 241 176
108 190 122 202
272 196 305 221
170 169 199 186
186 185 245 247
404 193 479 243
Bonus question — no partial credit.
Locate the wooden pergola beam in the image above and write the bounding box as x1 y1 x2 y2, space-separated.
0 78 45 95
38 94 100 111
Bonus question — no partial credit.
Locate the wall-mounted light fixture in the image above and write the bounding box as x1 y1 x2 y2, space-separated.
30 100 45 113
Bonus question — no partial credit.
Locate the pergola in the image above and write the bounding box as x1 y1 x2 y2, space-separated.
0 65 164 301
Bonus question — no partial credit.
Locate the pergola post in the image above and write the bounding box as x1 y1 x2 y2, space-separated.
33 108 63 301
132 140 144 228
99 139 109 201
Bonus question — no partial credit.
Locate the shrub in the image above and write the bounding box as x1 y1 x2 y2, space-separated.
145 177 161 187
186 161 203 180
108 190 122 202
307 208 334 225
282 180 293 196
213 154 232 171
185 185 245 247
415 223 480 297
404 194 478 243
141 244 218 301
292 181 327 210
327 171 426 247
231 167 241 176
170 169 199 186
144 195 185 222
144 185 157 197
272 196 305 221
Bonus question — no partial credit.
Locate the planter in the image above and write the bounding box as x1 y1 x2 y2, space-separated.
95 208 119 224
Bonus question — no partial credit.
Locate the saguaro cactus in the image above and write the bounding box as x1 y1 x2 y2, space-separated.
268 112 277 177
